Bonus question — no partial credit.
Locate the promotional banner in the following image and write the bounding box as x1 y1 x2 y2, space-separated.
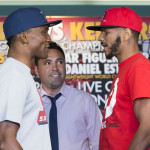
0 16 150 111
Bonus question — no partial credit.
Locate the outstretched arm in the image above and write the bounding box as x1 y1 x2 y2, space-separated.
128 98 150 150
0 121 23 150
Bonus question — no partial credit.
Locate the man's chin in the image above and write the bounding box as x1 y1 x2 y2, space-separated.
50 81 63 89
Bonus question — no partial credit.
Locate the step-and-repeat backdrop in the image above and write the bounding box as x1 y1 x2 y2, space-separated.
0 16 150 112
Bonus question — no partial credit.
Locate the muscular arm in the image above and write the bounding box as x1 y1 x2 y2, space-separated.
128 98 150 150
0 121 23 150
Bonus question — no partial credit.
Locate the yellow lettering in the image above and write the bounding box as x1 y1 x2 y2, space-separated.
95 22 101 40
85 22 95 40
95 74 111 79
70 22 84 41
0 53 5 64
139 22 148 40
85 22 101 41
71 21 101 41
0 22 5 40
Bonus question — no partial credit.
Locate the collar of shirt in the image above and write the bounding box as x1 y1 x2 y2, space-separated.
39 82 68 104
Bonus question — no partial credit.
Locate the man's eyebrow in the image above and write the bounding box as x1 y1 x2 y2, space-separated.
56 58 65 60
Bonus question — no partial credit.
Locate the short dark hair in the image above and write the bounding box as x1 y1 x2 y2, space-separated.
35 41 65 66
131 30 140 43
49 41 65 58
119 27 139 42
7 29 31 47
7 35 18 47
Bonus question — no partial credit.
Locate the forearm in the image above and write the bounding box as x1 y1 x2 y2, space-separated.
0 121 23 150
0 137 23 150
128 126 150 150
131 98 150 150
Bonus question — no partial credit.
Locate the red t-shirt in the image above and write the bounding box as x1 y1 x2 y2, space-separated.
99 53 150 150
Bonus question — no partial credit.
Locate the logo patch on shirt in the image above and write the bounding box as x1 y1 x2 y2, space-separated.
37 110 48 125
102 121 120 129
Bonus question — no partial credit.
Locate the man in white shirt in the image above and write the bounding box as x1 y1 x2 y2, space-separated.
0 7 61 150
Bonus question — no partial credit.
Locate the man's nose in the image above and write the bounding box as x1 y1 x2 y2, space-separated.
52 62 58 71
47 34 52 42
98 32 104 42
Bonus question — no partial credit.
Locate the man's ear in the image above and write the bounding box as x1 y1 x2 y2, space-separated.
19 31 29 43
123 28 132 40
34 65 39 77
